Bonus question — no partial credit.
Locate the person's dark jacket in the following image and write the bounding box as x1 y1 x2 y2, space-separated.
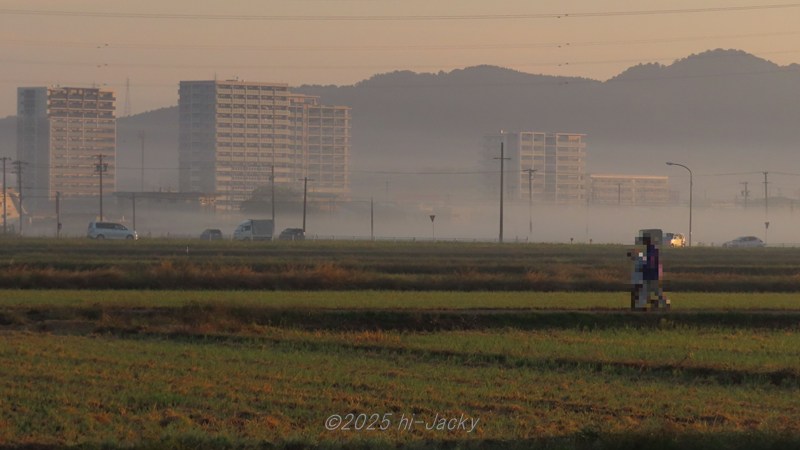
643 244 659 280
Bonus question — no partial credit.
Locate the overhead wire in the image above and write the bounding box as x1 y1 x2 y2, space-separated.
1 4 799 21
2 30 800 52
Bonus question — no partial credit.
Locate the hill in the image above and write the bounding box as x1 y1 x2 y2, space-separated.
5 49 800 199
296 49 800 176
117 107 179 191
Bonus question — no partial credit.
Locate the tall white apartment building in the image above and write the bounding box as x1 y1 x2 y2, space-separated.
484 131 587 203
17 87 116 209
178 80 350 210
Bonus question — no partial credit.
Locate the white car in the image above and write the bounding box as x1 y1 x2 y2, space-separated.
722 236 765 248
87 221 138 240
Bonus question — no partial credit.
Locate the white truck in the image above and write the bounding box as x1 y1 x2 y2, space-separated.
233 219 274 241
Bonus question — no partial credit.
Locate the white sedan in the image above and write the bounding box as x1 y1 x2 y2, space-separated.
722 236 765 248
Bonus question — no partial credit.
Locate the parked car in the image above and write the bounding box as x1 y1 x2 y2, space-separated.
200 228 223 240
722 236 765 248
668 233 686 247
278 228 305 241
87 221 137 240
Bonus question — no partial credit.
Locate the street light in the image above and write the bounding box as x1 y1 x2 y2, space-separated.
666 162 693 247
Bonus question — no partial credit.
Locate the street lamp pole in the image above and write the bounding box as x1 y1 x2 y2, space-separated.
666 162 693 247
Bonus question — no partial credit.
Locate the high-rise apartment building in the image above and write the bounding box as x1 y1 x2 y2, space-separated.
178 80 350 210
484 131 587 203
17 87 116 209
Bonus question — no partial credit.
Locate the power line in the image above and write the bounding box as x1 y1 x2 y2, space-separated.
1 4 799 21
5 48 800 71
694 171 763 177
352 169 499 175
4 30 800 52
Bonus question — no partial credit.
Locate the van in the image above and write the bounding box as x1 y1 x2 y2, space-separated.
233 219 273 241
87 221 138 240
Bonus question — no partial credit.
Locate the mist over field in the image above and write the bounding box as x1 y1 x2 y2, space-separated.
5 49 797 244
27 198 792 247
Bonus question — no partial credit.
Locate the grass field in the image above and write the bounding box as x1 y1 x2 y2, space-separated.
2 289 800 449
1 289 800 309
2 240 799 448
1 238 800 291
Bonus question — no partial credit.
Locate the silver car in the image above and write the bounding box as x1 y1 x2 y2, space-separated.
722 236 765 248
87 221 138 240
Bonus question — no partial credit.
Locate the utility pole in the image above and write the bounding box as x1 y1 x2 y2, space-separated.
1 157 8 235
370 196 374 241
763 172 769 218
139 131 145 192
523 169 536 235
95 154 108 220
131 192 137 232
56 191 61 238
123 77 132 117
301 176 313 232
617 183 622 205
740 181 749 209
763 171 769 244
494 139 510 243
11 160 25 235
271 165 275 226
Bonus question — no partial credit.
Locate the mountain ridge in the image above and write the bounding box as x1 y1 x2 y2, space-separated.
1 49 798 196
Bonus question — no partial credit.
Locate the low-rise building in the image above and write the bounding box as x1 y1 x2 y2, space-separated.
589 174 670 205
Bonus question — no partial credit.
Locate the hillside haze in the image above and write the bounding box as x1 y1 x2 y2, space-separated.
4 49 799 201
297 49 800 176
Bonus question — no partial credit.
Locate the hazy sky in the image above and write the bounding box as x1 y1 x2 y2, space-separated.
1 0 799 116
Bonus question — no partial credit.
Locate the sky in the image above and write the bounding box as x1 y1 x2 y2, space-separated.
1 0 799 116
